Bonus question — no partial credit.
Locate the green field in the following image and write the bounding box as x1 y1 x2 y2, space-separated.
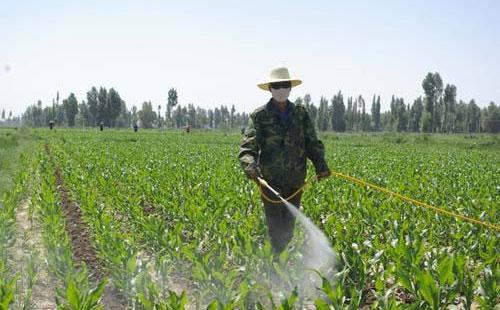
1 129 499 309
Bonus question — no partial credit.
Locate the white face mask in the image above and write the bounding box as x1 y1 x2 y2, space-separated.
271 88 291 103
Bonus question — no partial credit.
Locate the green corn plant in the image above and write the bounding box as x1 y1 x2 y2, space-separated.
313 269 349 309
373 289 403 310
21 248 40 309
256 287 298 310
55 276 107 310
0 266 16 310
163 291 188 309
134 270 188 310
434 255 457 305
0 197 16 310
415 269 439 309
0 152 31 309
477 263 499 309
452 255 475 309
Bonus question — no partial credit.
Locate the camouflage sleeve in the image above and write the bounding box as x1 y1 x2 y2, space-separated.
238 115 259 176
303 110 330 173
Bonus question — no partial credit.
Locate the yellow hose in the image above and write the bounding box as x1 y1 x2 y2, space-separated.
256 171 500 232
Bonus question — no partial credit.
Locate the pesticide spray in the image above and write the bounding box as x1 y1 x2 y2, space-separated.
258 178 337 297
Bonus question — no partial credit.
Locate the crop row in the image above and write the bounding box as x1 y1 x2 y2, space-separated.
4 130 498 308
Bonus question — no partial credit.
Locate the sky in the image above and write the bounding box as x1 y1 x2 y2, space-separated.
1 0 499 116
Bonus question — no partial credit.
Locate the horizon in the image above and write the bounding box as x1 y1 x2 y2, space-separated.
1 0 499 116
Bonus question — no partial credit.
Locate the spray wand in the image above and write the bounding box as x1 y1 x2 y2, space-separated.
257 177 289 204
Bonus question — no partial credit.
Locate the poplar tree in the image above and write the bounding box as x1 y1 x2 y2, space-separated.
63 93 79 127
422 72 443 132
443 84 457 132
331 91 346 132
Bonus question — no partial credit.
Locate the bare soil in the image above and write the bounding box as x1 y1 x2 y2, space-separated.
11 199 57 309
54 167 101 279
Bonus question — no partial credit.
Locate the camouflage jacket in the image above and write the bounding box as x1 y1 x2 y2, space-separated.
239 99 329 190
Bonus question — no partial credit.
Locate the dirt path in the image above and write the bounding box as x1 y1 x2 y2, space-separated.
11 199 57 309
54 167 101 278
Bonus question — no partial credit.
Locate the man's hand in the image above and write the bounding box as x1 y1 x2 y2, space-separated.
245 165 262 181
316 170 331 182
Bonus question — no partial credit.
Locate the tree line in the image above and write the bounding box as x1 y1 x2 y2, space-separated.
18 87 250 130
0 110 20 127
294 72 499 133
9 72 500 133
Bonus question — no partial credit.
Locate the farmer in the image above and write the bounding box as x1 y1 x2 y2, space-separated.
239 67 331 253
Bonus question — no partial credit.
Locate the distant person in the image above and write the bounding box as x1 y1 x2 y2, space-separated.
133 123 138 132
49 120 54 130
238 67 330 253
99 122 104 131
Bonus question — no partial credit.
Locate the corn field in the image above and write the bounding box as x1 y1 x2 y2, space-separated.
1 129 499 309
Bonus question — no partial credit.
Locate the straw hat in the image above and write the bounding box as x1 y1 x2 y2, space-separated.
257 67 302 91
